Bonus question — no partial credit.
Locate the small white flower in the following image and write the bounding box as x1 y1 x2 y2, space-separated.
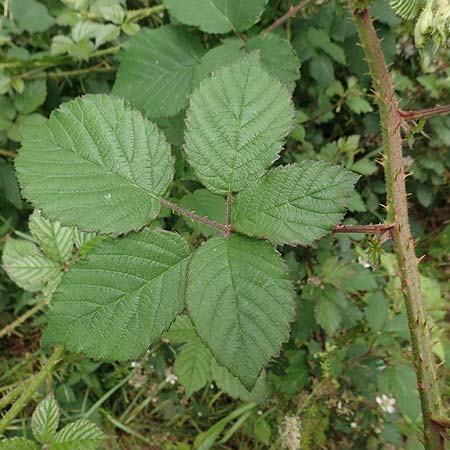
131 361 140 368
210 384 215 389
197 412 202 417
257 410 263 416
358 256 371 269
376 394 396 414
165 374 178 385
350 422 357 429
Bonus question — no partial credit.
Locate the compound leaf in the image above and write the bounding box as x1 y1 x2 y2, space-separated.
29 211 75 262
31 395 60 444
186 235 295 389
165 0 267 34
185 54 294 194
175 337 211 396
16 94 174 235
113 26 204 118
42 230 190 361
2 238 61 293
233 161 359 245
50 419 103 450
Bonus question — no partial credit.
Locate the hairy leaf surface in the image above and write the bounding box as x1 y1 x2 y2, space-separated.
186 235 295 389
113 26 204 118
43 230 190 361
51 419 103 450
31 396 60 444
233 161 359 245
0 438 39 450
185 54 294 194
16 95 174 234
2 238 60 292
165 0 268 34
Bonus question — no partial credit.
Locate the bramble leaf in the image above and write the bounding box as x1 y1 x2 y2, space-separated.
2 238 61 292
31 395 60 444
165 0 268 34
185 54 294 194
186 235 295 389
232 161 359 245
42 230 190 361
16 94 174 234
29 211 75 262
50 419 104 450
0 438 39 450
113 26 204 118
175 337 211 396
13 79 47 114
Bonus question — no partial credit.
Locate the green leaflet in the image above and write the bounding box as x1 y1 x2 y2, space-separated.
186 235 295 389
29 211 75 262
174 337 211 396
113 26 204 118
0 438 39 450
50 419 104 450
390 0 424 20
2 238 60 293
16 94 174 234
232 161 359 246
165 0 268 34
31 395 60 444
13 79 47 114
184 54 294 195
42 230 190 361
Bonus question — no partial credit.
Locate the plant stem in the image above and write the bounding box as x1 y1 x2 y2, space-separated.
0 298 47 340
264 0 312 33
0 149 17 158
0 345 64 436
332 224 394 234
348 2 445 448
23 66 114 80
400 105 450 121
0 378 33 410
159 198 230 234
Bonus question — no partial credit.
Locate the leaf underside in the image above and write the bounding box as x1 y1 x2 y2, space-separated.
42 230 190 361
184 53 294 194
233 161 359 245
15 94 174 235
186 234 295 389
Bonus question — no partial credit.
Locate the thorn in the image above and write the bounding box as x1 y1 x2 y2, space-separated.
416 255 426 264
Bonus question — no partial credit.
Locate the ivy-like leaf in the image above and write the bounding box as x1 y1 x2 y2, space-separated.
185 54 294 194
165 0 268 34
175 337 211 396
232 161 359 246
113 26 204 118
186 235 295 389
50 419 103 450
29 211 75 262
2 238 61 292
31 395 60 444
16 94 174 234
42 230 190 361
0 438 39 450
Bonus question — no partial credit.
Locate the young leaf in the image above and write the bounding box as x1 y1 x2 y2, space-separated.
2 238 61 292
16 94 174 234
175 337 211 396
29 211 75 262
113 26 204 118
0 437 39 450
50 419 103 450
42 230 190 361
13 79 47 114
186 235 295 389
232 161 359 245
165 0 267 34
31 395 60 444
315 294 342 336
184 54 294 194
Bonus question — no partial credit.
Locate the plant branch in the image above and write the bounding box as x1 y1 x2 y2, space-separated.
0 345 64 436
159 198 231 234
264 0 311 33
0 149 17 158
0 298 47 340
348 2 445 448
332 224 394 234
400 105 450 121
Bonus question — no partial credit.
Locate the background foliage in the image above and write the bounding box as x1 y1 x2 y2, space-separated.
0 0 449 449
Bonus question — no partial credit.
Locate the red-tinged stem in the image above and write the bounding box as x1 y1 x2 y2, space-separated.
332 224 394 234
159 198 230 234
348 2 445 448
400 105 450 121
264 0 312 33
